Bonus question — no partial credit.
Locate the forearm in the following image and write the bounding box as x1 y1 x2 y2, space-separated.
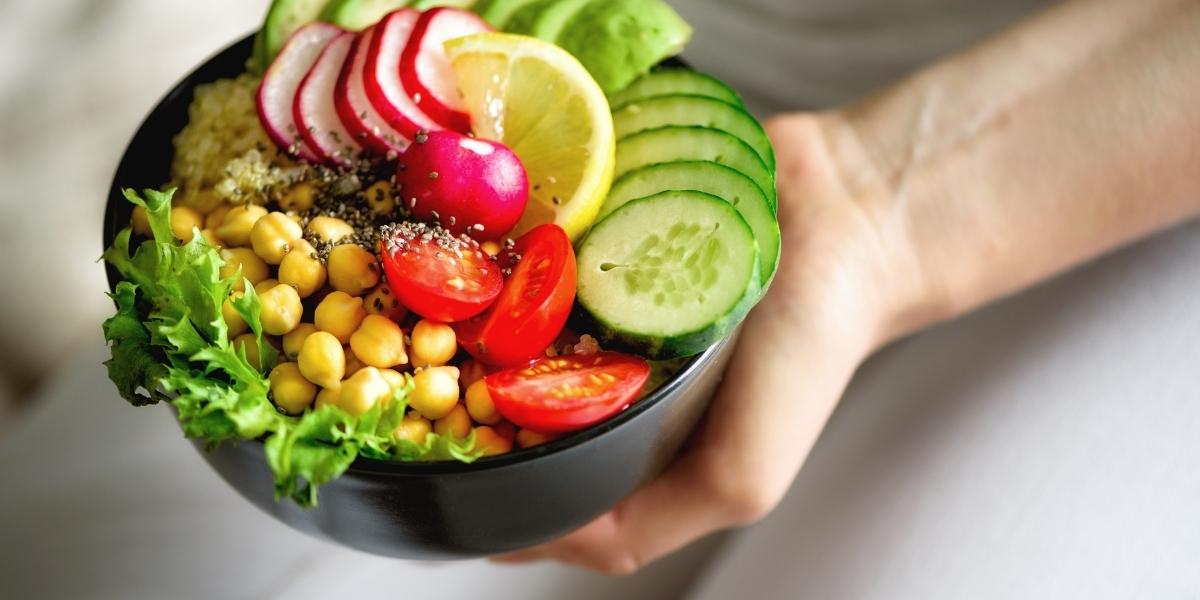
822 0 1200 342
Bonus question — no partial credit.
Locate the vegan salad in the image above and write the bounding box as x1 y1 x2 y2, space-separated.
103 0 780 507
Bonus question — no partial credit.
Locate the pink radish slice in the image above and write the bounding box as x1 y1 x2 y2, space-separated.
400 8 492 133
257 23 343 163
335 27 409 158
364 9 445 140
295 32 362 169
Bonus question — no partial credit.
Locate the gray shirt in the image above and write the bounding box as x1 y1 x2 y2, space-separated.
673 0 1052 113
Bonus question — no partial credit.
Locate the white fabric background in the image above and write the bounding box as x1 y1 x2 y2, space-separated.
7 1 1200 598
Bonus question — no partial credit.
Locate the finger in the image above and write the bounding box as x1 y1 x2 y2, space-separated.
510 298 865 574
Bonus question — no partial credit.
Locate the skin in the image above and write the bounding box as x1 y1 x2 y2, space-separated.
495 0 1200 574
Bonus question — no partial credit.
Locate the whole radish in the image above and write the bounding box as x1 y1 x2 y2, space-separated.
398 130 529 240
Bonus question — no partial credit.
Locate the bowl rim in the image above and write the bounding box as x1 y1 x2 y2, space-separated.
104 32 718 477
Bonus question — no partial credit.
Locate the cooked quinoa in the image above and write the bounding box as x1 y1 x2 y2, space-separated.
169 74 298 211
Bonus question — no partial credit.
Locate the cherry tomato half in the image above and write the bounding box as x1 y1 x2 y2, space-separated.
485 352 652 434
455 224 576 367
380 222 503 322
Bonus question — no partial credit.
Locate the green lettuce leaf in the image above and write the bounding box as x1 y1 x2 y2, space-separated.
102 281 169 406
103 188 485 508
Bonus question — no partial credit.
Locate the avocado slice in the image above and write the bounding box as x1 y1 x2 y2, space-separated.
410 0 477 8
505 0 590 39
320 0 409 31
557 0 692 95
254 0 334 71
474 0 541 28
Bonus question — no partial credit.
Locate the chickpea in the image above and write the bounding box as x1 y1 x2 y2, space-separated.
363 181 395 216
200 229 222 248
481 240 502 257
131 205 152 236
314 291 367 344
516 428 556 449
327 244 380 296
298 331 345 388
269 362 317 415
223 292 247 338
364 283 407 321
205 203 232 230
219 248 269 292
216 204 267 248
233 333 265 370
435 404 472 440
278 239 327 298
340 367 392 417
411 320 457 367
394 414 432 445
348 315 408 369
410 366 460 420
186 188 222 214
171 206 204 242
253 278 280 295
259 284 303 336
315 384 342 411
458 359 488 390
473 426 514 457
344 346 367 378
251 212 304 265
282 323 318 360
464 380 502 425
379 368 408 391
306 216 355 244
279 182 316 212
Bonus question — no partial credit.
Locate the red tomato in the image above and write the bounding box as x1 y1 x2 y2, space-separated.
485 352 652 434
380 222 503 322
455 224 576 367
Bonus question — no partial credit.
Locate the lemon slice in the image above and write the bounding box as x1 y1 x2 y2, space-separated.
445 33 615 241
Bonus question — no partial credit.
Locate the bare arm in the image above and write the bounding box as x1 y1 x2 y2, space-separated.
827 0 1200 340
499 0 1200 573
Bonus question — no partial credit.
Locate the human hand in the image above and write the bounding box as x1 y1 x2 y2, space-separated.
494 113 925 574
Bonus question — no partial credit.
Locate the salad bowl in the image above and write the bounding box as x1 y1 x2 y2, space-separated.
104 34 739 559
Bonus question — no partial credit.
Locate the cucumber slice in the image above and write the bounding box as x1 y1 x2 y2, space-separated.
611 67 741 108
616 126 776 213
506 0 589 39
475 0 542 28
258 0 334 68
577 191 760 359
320 0 408 31
602 161 780 287
613 94 775 170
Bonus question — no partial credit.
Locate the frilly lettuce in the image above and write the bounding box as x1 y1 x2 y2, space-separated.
102 188 480 507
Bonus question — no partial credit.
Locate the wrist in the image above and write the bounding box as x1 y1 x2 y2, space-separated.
790 110 952 351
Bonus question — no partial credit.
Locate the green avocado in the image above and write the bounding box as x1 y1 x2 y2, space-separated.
556 0 692 95
505 0 588 39
320 0 408 31
474 0 542 28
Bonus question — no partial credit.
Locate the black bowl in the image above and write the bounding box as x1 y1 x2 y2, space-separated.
104 34 738 560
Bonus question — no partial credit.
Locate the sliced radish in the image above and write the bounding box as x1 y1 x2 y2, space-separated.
364 9 445 140
257 23 343 163
295 32 362 169
335 27 410 158
400 8 492 133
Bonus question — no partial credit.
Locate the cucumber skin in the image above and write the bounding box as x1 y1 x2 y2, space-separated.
612 94 776 170
575 193 762 360
576 257 760 360
611 67 742 109
603 161 781 289
616 125 777 214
